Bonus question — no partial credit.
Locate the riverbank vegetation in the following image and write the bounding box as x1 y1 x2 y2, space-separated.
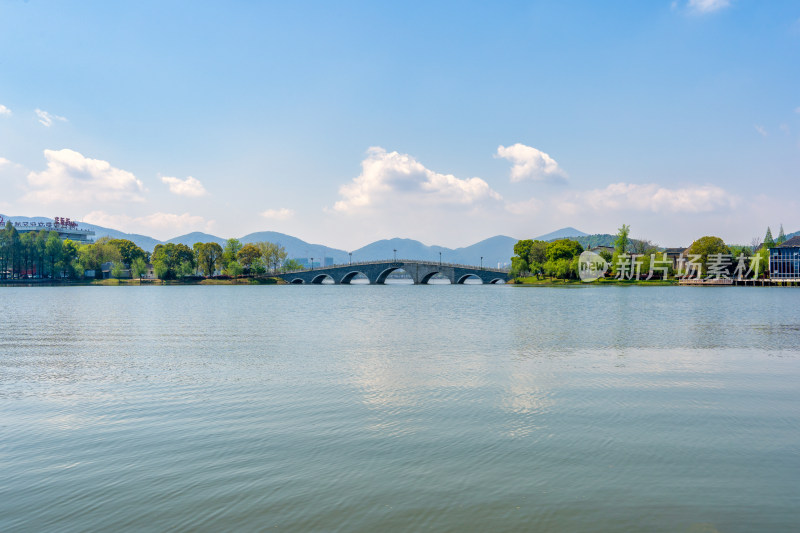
510 224 786 284
0 221 290 282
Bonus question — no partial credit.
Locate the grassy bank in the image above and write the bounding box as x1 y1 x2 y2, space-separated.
89 277 283 286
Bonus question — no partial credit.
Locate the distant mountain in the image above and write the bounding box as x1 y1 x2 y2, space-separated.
351 238 450 263
2 214 616 267
84 225 162 251
167 232 227 247
449 235 518 268
240 231 349 263
534 227 588 241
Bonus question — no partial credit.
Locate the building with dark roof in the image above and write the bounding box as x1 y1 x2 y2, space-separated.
769 236 800 280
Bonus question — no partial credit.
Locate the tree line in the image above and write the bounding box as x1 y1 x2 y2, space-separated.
0 222 300 280
510 223 788 281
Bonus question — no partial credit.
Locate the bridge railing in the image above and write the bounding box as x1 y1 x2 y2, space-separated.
279 258 510 275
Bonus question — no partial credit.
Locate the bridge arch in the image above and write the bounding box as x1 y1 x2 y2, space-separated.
489 278 505 284
311 274 335 284
420 271 451 284
457 274 483 284
340 271 370 284
376 266 415 285
290 278 305 284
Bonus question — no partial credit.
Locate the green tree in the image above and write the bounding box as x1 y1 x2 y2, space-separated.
777 224 786 245
250 257 267 276
615 224 630 254
510 239 533 277
59 239 79 278
197 242 224 277
19 232 36 278
529 240 548 264
177 259 196 278
153 260 170 279
226 260 243 277
0 222 21 279
131 257 148 279
222 238 243 268
763 227 775 249
237 243 262 271
546 239 584 262
282 258 303 272
109 239 147 265
255 241 287 273
77 237 122 277
111 261 127 279
539 239 584 279
752 247 770 278
44 232 63 278
151 243 195 279
686 236 732 276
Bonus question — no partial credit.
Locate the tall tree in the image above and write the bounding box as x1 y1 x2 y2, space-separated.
59 239 79 278
44 232 63 278
763 227 775 249
131 257 148 279
222 238 243 268
777 224 786 245
236 244 262 271
614 224 630 254
151 243 195 279
197 242 224 277
510 239 534 276
255 241 287 273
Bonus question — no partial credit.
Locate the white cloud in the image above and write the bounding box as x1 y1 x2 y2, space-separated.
575 182 739 213
0 105 11 116
0 157 10 166
161 175 208 197
687 0 730 14
754 125 767 137
24 149 145 204
84 211 214 238
333 147 501 213
261 208 294 220
495 143 566 182
35 109 67 127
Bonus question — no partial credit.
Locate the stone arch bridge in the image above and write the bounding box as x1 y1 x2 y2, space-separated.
276 260 509 285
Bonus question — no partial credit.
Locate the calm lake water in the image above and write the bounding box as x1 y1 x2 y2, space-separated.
1 285 799 532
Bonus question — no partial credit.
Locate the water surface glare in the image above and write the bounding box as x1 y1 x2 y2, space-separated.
1 285 799 532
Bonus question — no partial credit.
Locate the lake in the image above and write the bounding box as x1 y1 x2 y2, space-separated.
1 285 798 532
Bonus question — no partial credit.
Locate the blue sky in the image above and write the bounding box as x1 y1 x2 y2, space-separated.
1 0 798 248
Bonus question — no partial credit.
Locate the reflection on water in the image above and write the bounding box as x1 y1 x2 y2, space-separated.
1 286 799 532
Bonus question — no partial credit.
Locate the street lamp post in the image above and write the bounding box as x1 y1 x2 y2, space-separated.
349 252 352 265
481 256 483 269
439 251 442 266
310 257 314 270
393 249 397 262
